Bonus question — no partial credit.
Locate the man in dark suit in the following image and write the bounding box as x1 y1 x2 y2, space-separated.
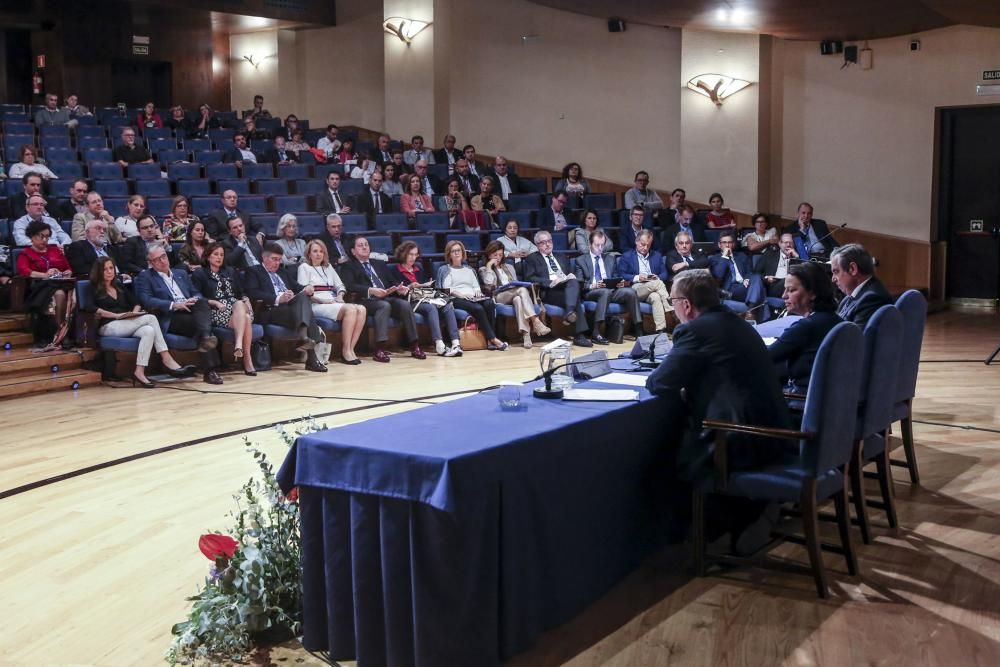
620 205 660 252
316 214 352 266
120 215 174 275
661 204 707 249
315 172 352 216
754 233 801 298
221 216 263 269
831 243 893 328
66 218 123 278
242 243 328 372
222 132 258 169
665 230 711 277
452 159 479 198
339 236 425 363
134 245 223 384
660 188 687 229
782 202 838 259
521 229 592 347
432 134 462 166
204 190 263 242
573 229 642 342
619 229 673 333
709 230 766 320
369 133 393 166
261 135 299 165
412 159 443 197
8 173 55 220
646 268 790 552
537 192 571 231
50 179 90 223
486 156 521 203
353 171 393 226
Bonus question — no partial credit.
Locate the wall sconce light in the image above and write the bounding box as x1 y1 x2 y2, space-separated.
241 54 275 71
383 17 432 45
685 73 753 106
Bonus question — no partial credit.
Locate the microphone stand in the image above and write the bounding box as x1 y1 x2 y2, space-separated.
533 359 610 399
638 331 667 370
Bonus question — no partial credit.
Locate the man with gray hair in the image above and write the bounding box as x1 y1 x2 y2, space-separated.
66 218 123 278
13 194 71 246
831 243 892 328
486 156 521 203
522 229 593 347
34 93 77 128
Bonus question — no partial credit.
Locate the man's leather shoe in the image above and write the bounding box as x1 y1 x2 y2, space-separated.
305 360 328 372
411 345 427 360
573 335 594 347
198 335 219 352
295 338 316 352
562 310 578 326
373 349 391 363
203 370 224 385
592 334 609 345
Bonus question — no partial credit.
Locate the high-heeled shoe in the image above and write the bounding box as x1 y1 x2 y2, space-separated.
132 374 156 388
234 346 244 360
164 364 197 378
243 369 257 376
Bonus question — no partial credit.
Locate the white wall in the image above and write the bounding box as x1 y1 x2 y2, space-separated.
229 31 280 116
779 24 1000 241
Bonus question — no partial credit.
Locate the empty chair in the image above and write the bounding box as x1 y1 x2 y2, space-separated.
254 214 280 237
209 128 234 144
76 125 106 139
374 213 410 233
243 162 274 180
506 193 542 211
367 235 393 255
498 211 534 228
250 139 273 155
146 197 175 218
194 150 223 164
400 234 436 256
295 214 324 237
216 179 251 195
48 178 80 197
429 164 450 181
294 179 325 196
191 197 218 217
168 163 202 181
184 138 212 152
339 180 365 198
273 195 309 215
103 197 129 217
79 136 109 152
135 180 172 198
42 146 77 164
240 195 269 214
416 212 450 232
315 164 344 180
83 148 112 163
446 233 482 251
40 136 71 151
584 193 616 210
255 179 290 196
89 163 125 181
205 163 238 181
128 163 161 180
157 149 189 165
143 127 172 141
277 164 310 180
889 290 927 484
340 214 368 234
519 177 546 193
40 124 70 138
93 179 130 197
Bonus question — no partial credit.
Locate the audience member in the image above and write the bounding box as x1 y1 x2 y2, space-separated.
113 127 154 167
522 230 591 347
204 190 262 241
13 194 70 246
275 214 306 265
89 256 196 387
783 202 838 259
486 156 521 203
390 149 413 176
316 124 341 158
136 102 163 129
742 213 779 253
440 240 508 351
462 145 484 178
498 219 537 262
479 240 550 348
279 115 300 142
34 93 76 128
192 242 258 376
710 230 766 320
317 214 351 265
538 192 571 231
381 163 404 196
755 233 799 298
661 204 706 248
571 209 613 253
705 192 736 228
63 94 92 119
162 196 200 242
619 229 673 333
165 106 193 137
16 219 75 347
400 174 434 220
621 205 658 252
296 240 367 364
433 134 462 166
624 171 664 212
263 135 298 164
666 230 710 276
768 262 842 392
441 178 472 229
134 244 223 384
663 188 687 226
223 133 258 168
178 220 211 272
470 176 505 229
554 162 591 196
72 192 121 243
67 219 123 278
453 158 480 198
287 128 310 154
242 117 272 142
336 138 358 165
9 173 54 220
121 214 171 275
413 159 443 196
354 171 393 225
51 179 89 222
114 194 146 238
8 145 58 180
243 95 272 121
404 135 435 165
190 104 221 139
222 216 263 269
831 243 892 328
316 172 352 215
340 236 424 363
389 241 461 357
573 229 642 343
370 133 393 165
243 243 328 372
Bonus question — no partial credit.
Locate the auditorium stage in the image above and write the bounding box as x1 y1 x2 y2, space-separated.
2 309 1000 666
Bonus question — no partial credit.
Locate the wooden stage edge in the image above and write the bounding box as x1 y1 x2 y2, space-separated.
1 308 999 666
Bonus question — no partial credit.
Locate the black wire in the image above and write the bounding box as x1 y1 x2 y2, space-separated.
912 419 1000 434
919 359 991 363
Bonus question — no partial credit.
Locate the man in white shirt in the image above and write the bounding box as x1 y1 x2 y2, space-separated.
413 159 442 196
522 230 592 347
756 233 800 298
403 135 435 165
487 156 521 203
225 133 258 168
13 195 71 246
316 124 341 158
462 145 483 178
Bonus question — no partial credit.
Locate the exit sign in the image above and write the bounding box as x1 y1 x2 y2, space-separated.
984 70 1000 80
132 44 149 56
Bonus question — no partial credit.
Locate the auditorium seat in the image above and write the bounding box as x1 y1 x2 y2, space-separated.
191 197 217 217
400 234 436 256
339 180 365 198
446 233 482 251
416 212 449 232
277 164 310 180
205 164 238 181
240 196 269 214
255 214 280 237
519 177 546 193
176 179 211 197
367 235 393 255
143 127 172 141
157 149 190 165
315 164 344 180
83 147 112 162
48 178 78 197
546 193 581 209
103 197 129 217
135 180 171 198
243 163 274 180
148 138 177 155
273 195 310 215
183 138 212 152
193 150 223 164
128 163 161 180
340 214 368 233
373 213 410 233
168 163 202 181
584 193 616 210
79 137 109 152
94 179 129 197
295 214 324 237
41 136 71 151
255 179 289 196
49 162 84 179
506 194 542 211
293 179 325 195
146 198 174 218
498 211 534 228
216 179 251 195
75 125 106 139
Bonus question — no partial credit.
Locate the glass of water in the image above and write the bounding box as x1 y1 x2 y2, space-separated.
498 383 521 410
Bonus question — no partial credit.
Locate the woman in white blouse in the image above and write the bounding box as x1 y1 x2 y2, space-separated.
479 240 550 348
742 213 779 254
297 240 367 365
8 145 59 180
439 240 508 351
275 214 306 265
114 195 146 239
498 219 537 263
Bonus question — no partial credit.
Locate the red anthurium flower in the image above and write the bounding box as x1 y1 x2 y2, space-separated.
287 487 299 503
199 533 239 561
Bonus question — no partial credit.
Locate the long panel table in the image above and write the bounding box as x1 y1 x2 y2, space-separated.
277 361 677 667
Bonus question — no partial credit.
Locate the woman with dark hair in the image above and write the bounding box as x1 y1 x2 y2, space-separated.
439 240 508 351
136 102 163 129
287 128 310 154
706 192 736 229
498 219 537 262
192 104 221 139
768 261 842 393
178 219 211 272
192 242 257 375
553 162 590 196
16 219 76 348
381 163 404 197
742 212 778 253
479 240 549 348
470 175 505 229
165 106 192 137
162 196 200 242
336 138 358 165
281 114 300 141
439 177 471 229
89 256 195 387
571 209 613 253
401 173 434 220
390 240 462 357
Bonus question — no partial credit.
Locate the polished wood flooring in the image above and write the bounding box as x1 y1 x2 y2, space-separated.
2 309 999 666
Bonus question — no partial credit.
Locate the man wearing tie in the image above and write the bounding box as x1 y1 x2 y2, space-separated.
619 229 673 334
317 214 352 265
710 231 766 320
403 135 435 165
661 204 707 249
221 216 263 269
782 202 837 260
432 134 462 167
413 159 443 196
264 135 298 164
369 133 393 166
339 236 425 363
316 172 352 215
573 230 642 343
243 244 328 372
453 158 479 197
205 190 263 243
521 230 593 347
665 231 710 277
831 243 892 329
135 245 223 384
755 233 800 298
354 170 393 226
66 219 124 278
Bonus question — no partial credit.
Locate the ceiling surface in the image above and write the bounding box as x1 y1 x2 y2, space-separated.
528 0 1000 41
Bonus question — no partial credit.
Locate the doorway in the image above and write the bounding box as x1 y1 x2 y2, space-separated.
110 59 172 108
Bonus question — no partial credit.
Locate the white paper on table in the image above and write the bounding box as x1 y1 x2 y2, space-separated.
762 337 777 346
592 372 648 388
561 388 639 402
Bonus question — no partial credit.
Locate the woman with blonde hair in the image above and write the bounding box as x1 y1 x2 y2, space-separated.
479 240 550 348
297 239 366 364
275 213 306 265
439 240 507 351
114 194 146 238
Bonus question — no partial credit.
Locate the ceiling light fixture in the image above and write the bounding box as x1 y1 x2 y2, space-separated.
685 73 753 106
383 17 432 45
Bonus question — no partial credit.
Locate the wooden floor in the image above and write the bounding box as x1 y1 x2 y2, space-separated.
2 309 999 666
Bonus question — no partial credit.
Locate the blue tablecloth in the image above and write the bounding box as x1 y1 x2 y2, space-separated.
277 362 676 667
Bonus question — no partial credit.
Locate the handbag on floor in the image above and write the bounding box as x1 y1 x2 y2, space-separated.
251 340 272 371
605 316 625 344
458 317 487 351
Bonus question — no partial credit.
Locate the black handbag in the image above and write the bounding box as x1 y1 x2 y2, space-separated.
605 316 625 344
251 340 272 371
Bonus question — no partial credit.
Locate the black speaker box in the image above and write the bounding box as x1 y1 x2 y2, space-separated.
820 40 843 55
608 18 626 33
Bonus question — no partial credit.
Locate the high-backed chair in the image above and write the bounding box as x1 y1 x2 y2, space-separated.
695 321 864 598
890 290 926 484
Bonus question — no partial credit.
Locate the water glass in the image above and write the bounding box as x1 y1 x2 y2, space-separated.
498 383 521 410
